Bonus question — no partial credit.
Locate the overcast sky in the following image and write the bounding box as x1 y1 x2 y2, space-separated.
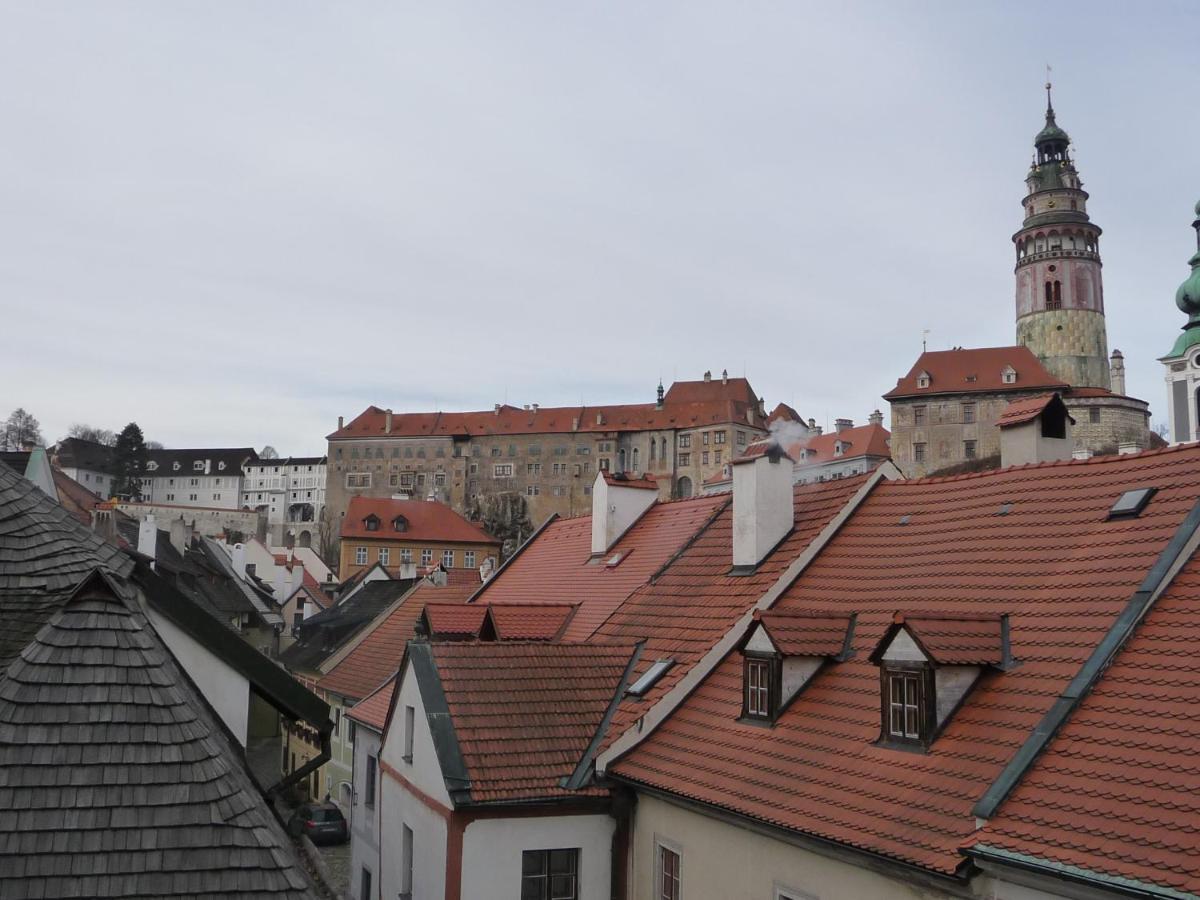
2 2 1197 455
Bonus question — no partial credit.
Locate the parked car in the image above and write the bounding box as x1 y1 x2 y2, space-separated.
287 802 348 845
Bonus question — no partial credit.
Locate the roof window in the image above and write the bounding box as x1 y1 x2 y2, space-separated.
364 514 380 532
626 659 674 697
146 461 158 472
916 371 931 389
738 611 855 724
193 461 204 471
1108 487 1156 519
392 515 408 532
996 502 1013 516
1001 365 1017 385
604 551 626 568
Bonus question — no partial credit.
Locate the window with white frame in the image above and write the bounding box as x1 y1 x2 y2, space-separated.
442 550 454 568
657 843 681 900
464 550 476 568
421 549 433 565
401 548 412 563
355 547 367 565
378 548 390 566
494 464 513 477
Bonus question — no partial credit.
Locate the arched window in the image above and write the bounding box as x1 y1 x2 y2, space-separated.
661 438 667 460
650 439 657 462
632 447 640 472
618 448 626 472
676 476 693 499
1053 281 1062 308
1044 281 1053 306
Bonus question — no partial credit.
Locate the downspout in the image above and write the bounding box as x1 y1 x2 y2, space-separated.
267 723 333 798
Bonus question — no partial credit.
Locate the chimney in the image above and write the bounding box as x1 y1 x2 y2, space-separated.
703 370 712 382
495 404 502 414
596 412 605 426
232 542 248 578
91 509 117 544
868 409 884 426
999 394 1074 468
722 369 728 385
169 516 188 556
523 404 530 411
1110 350 1126 395
138 514 157 560
571 417 580 431
430 567 448 587
1118 441 1141 455
338 415 344 429
479 556 496 582
385 408 393 433
273 562 287 600
732 444 795 571
531 403 539 412
591 472 657 555
184 519 195 548
835 418 853 433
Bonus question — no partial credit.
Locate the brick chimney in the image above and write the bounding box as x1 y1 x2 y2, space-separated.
591 471 657 555
732 443 795 572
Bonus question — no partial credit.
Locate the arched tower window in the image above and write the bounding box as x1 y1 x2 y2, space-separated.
632 447 640 472
1044 281 1052 306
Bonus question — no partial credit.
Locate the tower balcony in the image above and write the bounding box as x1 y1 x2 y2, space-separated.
1015 247 1100 269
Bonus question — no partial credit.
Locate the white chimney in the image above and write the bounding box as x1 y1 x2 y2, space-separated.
591 471 658 555
732 444 795 571
273 563 287 600
232 542 247 578
999 394 1074 468
1118 441 1141 455
385 408 394 433
1110 350 1126 396
479 557 496 582
169 517 188 556
138 515 157 560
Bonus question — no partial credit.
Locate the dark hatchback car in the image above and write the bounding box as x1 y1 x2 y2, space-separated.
287 803 348 845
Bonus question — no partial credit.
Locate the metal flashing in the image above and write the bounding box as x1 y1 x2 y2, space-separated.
563 642 644 791
407 641 472 805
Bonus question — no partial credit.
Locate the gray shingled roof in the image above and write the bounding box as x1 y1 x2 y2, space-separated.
0 462 132 677
0 571 319 899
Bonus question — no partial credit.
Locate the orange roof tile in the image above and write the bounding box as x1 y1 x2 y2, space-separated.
345 678 394 732
610 445 1200 875
790 423 891 465
340 497 498 544
872 612 1006 666
966 553 1200 892
483 603 577 641
421 602 489 640
995 393 1072 428
884 346 1067 400
751 610 854 658
318 576 477 700
476 493 729 642
429 641 637 803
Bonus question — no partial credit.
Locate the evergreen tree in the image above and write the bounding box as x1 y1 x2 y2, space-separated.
3 408 43 450
111 422 148 500
467 491 534 559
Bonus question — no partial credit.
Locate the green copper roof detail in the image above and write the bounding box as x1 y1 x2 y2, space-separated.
1166 326 1200 360
1035 109 1069 146
1166 201 1200 357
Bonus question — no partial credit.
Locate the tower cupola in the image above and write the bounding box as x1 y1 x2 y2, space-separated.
1159 202 1200 444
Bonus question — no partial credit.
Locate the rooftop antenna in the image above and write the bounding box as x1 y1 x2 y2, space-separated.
922 329 930 352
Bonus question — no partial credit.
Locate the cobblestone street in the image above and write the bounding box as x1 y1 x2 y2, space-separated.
318 840 351 897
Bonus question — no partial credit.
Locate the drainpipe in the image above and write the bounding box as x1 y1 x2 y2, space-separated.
267 723 333 799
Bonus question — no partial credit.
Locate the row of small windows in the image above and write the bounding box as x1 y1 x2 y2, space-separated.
1016 231 1097 260
353 546 479 569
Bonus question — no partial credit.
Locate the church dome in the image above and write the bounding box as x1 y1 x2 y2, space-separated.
1035 115 1069 146
1178 254 1200 317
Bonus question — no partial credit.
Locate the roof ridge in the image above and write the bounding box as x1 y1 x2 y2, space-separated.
907 442 1198 485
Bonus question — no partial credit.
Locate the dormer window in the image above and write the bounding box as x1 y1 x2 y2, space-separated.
833 441 844 457
392 515 408 532
916 371 931 390
146 461 158 472
173 462 181 471
364 514 380 532
739 611 855 725
870 612 1010 750
1001 365 1017 385
218 461 226 471
193 461 204 471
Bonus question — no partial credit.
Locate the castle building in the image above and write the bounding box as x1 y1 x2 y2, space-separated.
1160 201 1200 443
888 87 1150 477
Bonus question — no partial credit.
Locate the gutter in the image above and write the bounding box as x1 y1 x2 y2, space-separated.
972 495 1200 819
268 724 333 799
967 845 1200 900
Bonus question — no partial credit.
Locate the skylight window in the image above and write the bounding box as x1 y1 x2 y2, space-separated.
626 659 674 697
605 551 626 568
1109 488 1157 519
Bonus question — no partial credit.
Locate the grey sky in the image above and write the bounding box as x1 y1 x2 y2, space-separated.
2 2 1197 455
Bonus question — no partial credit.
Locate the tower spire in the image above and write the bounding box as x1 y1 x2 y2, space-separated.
1045 64 1053 113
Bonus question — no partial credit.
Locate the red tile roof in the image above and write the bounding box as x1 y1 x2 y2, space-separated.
327 378 766 440
734 440 794 464
483 603 577 641
318 576 478 700
600 471 658 490
421 602 490 639
593 474 874 744
475 493 729 641
766 402 804 425
429 641 638 803
340 497 498 544
791 423 891 465
873 612 1006 666
610 445 1200 875
883 346 1067 400
966 553 1200 892
751 610 854 658
995 393 1071 428
345 677 394 732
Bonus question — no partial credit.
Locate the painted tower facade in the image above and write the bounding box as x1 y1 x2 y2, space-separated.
1160 201 1200 443
1013 88 1111 389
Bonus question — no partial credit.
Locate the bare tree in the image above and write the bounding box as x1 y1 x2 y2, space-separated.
3 408 44 451
67 424 117 446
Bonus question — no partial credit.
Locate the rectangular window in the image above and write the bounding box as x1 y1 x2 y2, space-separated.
401 825 414 898
913 405 927 426
421 549 433 565
701 452 709 465
494 464 513 477
404 705 415 762
521 848 579 900
745 657 772 718
442 549 454 568
679 453 690 467
355 547 367 565
888 672 921 744
434 472 446 487
1090 407 1101 424
962 403 976 424
714 431 726 444
913 443 926 463
360 868 372 900
364 754 377 807
527 462 541 474
679 434 692 449
964 440 977 459
401 548 412 563
378 548 390 566
702 431 710 446
464 550 476 568
736 431 746 446
714 450 721 464
658 845 681 900
345 472 372 488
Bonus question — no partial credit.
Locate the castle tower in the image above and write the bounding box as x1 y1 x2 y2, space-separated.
1160 200 1200 443
1013 85 1111 389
